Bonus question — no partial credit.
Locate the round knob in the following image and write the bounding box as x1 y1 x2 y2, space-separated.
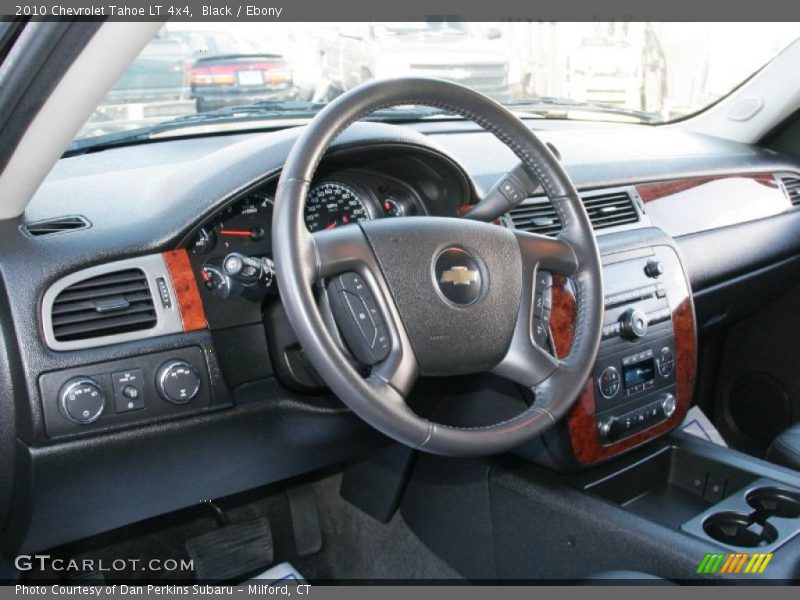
598 416 617 444
620 309 648 340
660 393 677 418
59 377 105 424
657 347 675 377
598 366 621 399
156 360 200 404
645 259 664 278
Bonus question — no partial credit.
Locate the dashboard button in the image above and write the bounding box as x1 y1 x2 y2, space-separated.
156 360 200 404
112 368 145 413
117 385 145 413
59 377 105 424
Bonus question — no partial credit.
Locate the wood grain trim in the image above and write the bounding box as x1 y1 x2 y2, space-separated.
567 298 696 464
637 172 778 203
550 275 574 360
163 249 207 332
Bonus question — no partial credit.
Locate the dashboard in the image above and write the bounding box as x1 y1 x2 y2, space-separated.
5 118 800 554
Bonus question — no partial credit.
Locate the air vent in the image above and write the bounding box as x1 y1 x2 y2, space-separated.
51 268 156 342
22 216 90 238
782 176 800 206
509 189 639 235
508 202 562 236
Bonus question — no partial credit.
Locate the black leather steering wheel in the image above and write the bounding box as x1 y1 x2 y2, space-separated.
273 78 603 457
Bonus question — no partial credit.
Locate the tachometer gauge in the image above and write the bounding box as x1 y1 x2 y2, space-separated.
217 192 271 242
305 182 372 232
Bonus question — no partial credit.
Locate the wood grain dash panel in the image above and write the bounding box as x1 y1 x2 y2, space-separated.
567 297 696 464
163 249 207 332
565 248 697 465
637 172 778 203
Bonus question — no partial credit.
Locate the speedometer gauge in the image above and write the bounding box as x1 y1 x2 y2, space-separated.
305 182 372 232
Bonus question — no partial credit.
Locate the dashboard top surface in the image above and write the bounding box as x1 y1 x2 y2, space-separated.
29 119 794 225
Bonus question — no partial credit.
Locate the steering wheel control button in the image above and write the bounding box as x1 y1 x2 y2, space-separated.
499 179 524 203
156 360 201 404
531 270 554 347
336 272 367 294
620 308 648 340
434 247 483 306
535 270 553 294
657 347 676 378
59 378 106 424
112 368 145 413
328 273 390 366
598 366 621 399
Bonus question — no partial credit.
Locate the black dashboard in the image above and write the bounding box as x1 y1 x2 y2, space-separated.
3 118 800 554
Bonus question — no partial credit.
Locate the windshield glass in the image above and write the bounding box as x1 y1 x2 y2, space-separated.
75 22 800 142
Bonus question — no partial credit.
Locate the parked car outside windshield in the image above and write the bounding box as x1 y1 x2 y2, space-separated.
76 22 800 143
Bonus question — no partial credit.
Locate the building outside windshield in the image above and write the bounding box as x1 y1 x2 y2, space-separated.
76 22 800 141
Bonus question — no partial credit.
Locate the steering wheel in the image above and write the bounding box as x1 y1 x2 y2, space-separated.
273 78 603 457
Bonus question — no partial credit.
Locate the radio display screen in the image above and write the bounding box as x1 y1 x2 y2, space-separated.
623 358 655 389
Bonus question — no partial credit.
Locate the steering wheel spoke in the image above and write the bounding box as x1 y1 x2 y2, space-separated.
514 229 579 275
310 226 419 398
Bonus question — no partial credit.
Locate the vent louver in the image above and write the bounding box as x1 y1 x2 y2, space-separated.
509 189 639 235
782 176 800 206
51 268 156 342
22 216 90 237
507 202 562 236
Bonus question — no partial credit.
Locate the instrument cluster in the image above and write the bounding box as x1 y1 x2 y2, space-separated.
187 170 425 327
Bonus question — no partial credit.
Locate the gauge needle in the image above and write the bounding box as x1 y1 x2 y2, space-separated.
325 222 337 230
219 229 253 237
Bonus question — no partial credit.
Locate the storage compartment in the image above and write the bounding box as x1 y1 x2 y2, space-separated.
702 511 778 548
747 486 800 519
681 478 800 552
586 446 756 529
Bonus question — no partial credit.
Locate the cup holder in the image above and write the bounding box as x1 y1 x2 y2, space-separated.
703 511 779 548
746 487 800 519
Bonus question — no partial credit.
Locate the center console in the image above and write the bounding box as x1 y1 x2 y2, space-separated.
592 249 679 444
550 231 697 466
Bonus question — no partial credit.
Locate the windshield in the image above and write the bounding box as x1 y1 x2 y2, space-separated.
75 22 800 143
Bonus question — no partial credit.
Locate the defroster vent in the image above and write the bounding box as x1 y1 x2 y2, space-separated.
51 268 156 342
22 216 90 237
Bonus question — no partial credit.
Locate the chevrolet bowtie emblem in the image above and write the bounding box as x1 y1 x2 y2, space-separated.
440 265 479 286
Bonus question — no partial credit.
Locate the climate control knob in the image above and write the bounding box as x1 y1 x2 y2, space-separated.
660 393 677 418
620 308 648 340
156 360 200 404
657 347 675 377
598 366 621 399
59 377 105 424
598 416 618 444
